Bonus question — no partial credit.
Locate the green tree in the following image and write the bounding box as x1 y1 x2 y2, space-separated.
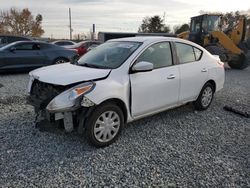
0 8 44 37
174 23 190 34
138 15 170 33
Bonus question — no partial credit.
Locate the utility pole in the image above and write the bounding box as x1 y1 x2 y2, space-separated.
163 12 166 24
69 8 72 40
92 24 95 40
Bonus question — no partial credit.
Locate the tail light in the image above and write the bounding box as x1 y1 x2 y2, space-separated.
217 60 224 67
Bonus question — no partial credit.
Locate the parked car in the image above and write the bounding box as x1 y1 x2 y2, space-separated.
27 37 225 147
0 35 32 48
87 43 100 51
51 40 76 46
65 41 101 56
0 41 78 72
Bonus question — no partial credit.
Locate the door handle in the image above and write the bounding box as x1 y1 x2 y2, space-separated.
167 74 176 79
201 68 208 72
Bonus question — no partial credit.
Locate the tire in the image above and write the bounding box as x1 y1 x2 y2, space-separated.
85 102 124 147
246 38 250 50
193 83 214 111
228 52 250 70
54 57 68 64
205 45 227 62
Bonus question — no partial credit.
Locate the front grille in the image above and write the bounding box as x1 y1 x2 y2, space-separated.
29 80 66 112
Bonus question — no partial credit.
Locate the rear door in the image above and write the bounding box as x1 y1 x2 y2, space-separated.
130 42 180 117
175 42 208 102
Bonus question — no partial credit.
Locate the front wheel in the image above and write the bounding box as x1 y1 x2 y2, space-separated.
228 52 250 70
85 103 124 147
193 83 214 110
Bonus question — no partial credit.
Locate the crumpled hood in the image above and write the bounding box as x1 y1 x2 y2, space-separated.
29 63 111 85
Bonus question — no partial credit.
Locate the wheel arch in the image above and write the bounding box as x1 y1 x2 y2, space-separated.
98 98 128 123
53 56 70 64
206 79 216 92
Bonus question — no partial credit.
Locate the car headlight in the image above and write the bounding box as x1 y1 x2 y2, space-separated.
46 82 95 112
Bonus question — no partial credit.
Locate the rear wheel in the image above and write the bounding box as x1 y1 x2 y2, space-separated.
85 102 124 147
194 83 214 111
54 57 68 64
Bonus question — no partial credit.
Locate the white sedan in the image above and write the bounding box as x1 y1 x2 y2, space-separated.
28 37 225 147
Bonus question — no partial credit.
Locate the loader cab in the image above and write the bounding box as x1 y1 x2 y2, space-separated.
189 14 222 45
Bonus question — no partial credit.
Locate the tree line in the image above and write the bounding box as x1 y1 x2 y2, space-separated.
0 7 249 38
0 8 44 37
138 10 250 36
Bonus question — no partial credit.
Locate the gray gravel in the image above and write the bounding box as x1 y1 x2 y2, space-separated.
0 67 250 187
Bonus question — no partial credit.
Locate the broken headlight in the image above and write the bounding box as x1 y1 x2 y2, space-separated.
46 82 95 112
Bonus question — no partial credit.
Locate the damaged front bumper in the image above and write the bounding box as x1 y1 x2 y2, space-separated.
27 80 96 132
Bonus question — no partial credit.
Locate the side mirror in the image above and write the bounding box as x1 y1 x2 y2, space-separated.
9 47 16 52
131 61 153 73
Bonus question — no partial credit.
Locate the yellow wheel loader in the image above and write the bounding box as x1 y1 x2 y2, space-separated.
178 14 250 69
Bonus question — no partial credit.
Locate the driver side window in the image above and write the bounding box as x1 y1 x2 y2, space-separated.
15 43 40 50
137 42 173 69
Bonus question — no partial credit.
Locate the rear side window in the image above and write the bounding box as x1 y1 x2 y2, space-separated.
41 43 53 49
193 47 202 60
64 42 73 45
56 42 64 45
175 42 203 64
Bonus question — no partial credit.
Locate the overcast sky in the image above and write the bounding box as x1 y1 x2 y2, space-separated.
0 0 249 39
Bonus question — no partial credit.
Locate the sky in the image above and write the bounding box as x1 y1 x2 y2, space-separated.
0 0 250 39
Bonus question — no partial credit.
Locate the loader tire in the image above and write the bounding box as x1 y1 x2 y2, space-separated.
246 38 250 50
205 45 227 62
228 43 250 70
228 53 250 70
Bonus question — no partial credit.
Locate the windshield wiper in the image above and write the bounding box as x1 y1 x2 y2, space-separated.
82 63 109 69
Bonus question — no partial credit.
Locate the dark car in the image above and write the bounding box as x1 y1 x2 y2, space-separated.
52 40 76 46
87 43 100 51
65 41 101 56
0 35 32 48
0 41 78 72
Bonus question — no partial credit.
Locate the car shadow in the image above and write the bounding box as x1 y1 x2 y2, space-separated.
0 68 36 74
32 103 196 150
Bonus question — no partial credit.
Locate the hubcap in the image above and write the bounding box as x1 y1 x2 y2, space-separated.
201 86 213 107
94 111 120 143
56 59 66 64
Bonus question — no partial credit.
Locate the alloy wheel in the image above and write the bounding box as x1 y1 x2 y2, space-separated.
201 86 213 107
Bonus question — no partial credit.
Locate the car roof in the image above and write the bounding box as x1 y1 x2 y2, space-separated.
11 41 50 45
109 36 205 50
109 36 184 42
53 40 74 42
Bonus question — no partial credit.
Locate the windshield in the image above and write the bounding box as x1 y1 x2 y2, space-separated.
207 16 220 32
0 42 16 50
77 41 141 69
70 42 85 48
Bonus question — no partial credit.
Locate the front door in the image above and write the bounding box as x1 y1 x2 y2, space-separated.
5 43 45 69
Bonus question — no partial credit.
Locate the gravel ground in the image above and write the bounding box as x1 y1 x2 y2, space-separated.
0 66 249 187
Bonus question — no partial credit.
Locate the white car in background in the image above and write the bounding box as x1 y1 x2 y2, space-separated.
28 37 225 147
